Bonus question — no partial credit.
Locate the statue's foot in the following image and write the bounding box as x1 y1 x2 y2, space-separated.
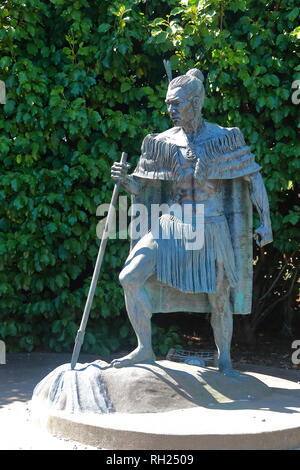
217 359 244 377
219 365 245 377
111 348 156 369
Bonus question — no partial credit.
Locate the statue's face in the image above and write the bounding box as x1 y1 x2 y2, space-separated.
165 85 200 129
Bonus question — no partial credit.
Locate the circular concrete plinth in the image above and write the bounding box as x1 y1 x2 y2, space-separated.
31 361 300 450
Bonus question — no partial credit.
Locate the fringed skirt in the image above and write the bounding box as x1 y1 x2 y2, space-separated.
153 212 237 294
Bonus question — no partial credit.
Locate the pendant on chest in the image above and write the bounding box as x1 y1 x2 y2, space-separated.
179 147 207 184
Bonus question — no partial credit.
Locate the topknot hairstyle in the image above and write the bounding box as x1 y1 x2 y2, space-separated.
168 68 205 105
186 68 204 82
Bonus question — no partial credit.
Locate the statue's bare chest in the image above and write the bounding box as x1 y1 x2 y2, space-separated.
177 147 220 197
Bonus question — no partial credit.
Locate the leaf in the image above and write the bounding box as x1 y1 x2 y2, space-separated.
287 8 299 21
268 74 280 87
100 304 110 318
170 7 183 15
120 324 129 338
86 332 96 345
120 82 131 93
118 42 128 55
52 320 61 334
11 179 19 191
150 17 166 26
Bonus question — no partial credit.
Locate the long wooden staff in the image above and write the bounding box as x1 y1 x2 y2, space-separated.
70 152 128 370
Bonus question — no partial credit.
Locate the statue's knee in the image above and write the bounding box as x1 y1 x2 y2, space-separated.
210 298 222 313
119 269 128 287
119 269 138 289
209 294 230 315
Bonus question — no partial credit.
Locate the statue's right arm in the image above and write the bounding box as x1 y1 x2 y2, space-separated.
120 174 145 196
111 161 144 196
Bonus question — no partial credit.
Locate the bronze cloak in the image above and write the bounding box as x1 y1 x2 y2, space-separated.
128 122 261 315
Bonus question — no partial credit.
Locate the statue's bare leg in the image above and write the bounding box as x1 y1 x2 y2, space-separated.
208 263 243 377
111 232 157 368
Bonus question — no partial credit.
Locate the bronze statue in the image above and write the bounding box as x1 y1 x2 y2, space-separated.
111 69 273 375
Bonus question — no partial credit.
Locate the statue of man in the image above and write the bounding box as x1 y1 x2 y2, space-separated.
111 69 273 375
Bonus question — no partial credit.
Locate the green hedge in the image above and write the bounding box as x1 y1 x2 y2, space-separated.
0 0 299 353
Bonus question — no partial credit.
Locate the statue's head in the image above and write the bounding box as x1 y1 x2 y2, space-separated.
165 69 205 131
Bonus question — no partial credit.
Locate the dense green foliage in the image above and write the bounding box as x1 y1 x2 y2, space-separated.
0 0 299 354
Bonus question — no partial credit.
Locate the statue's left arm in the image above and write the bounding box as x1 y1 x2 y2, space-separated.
244 172 273 247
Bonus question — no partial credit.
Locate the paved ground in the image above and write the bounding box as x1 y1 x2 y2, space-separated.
0 353 100 450
0 353 299 450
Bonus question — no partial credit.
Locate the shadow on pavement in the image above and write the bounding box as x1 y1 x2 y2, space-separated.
0 353 99 408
